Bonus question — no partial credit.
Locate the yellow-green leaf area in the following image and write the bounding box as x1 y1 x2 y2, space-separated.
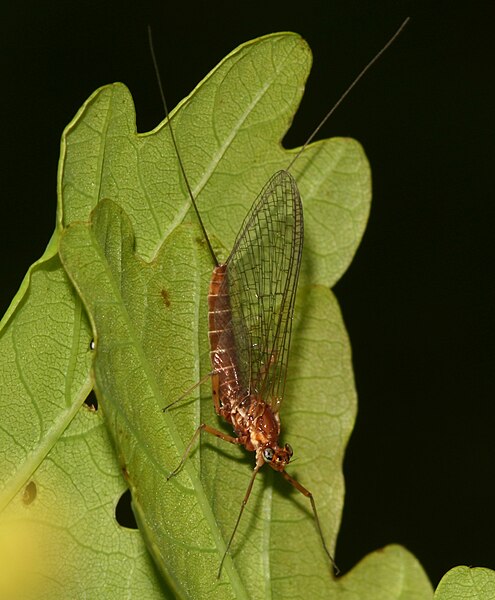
434 567 495 599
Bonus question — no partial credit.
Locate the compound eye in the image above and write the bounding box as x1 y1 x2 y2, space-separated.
285 443 293 458
263 447 274 462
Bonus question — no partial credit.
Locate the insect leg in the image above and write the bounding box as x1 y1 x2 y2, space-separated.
218 463 262 578
211 371 222 414
166 423 242 482
281 470 340 575
161 371 215 412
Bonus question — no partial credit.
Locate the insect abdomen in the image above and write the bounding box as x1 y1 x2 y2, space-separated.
208 264 244 407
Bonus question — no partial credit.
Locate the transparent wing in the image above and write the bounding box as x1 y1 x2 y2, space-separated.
223 170 303 412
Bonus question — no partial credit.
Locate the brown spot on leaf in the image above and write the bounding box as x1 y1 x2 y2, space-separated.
22 481 37 505
196 236 208 249
161 289 171 307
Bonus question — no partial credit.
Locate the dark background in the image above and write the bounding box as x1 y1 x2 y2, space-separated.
1 1 493 590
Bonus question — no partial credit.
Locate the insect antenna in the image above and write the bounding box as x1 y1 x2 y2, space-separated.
147 26 219 267
286 16 410 172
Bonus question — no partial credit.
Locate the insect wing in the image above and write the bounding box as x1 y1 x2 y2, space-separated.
224 170 304 411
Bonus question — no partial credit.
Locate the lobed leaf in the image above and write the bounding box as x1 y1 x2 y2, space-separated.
0 31 441 599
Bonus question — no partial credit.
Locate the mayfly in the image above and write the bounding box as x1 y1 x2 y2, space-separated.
151 18 409 576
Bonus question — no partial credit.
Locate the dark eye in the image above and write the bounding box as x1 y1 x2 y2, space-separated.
285 444 293 458
263 447 274 462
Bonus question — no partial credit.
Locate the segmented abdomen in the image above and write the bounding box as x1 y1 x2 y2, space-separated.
208 264 245 408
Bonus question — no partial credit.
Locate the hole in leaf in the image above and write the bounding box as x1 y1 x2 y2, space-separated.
83 391 98 411
89 339 95 351
22 481 37 505
115 489 138 529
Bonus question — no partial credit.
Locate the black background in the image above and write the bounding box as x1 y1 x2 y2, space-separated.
1 1 494 590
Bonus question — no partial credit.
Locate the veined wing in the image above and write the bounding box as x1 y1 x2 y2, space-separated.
224 170 304 412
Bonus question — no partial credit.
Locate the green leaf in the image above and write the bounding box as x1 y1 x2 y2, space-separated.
434 567 495 599
0 254 165 598
59 191 434 598
0 397 165 599
58 32 369 285
1 30 436 599
58 31 431 598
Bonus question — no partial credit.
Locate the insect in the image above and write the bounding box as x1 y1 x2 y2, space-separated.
151 18 409 577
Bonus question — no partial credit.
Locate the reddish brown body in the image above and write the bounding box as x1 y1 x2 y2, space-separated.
208 264 293 471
